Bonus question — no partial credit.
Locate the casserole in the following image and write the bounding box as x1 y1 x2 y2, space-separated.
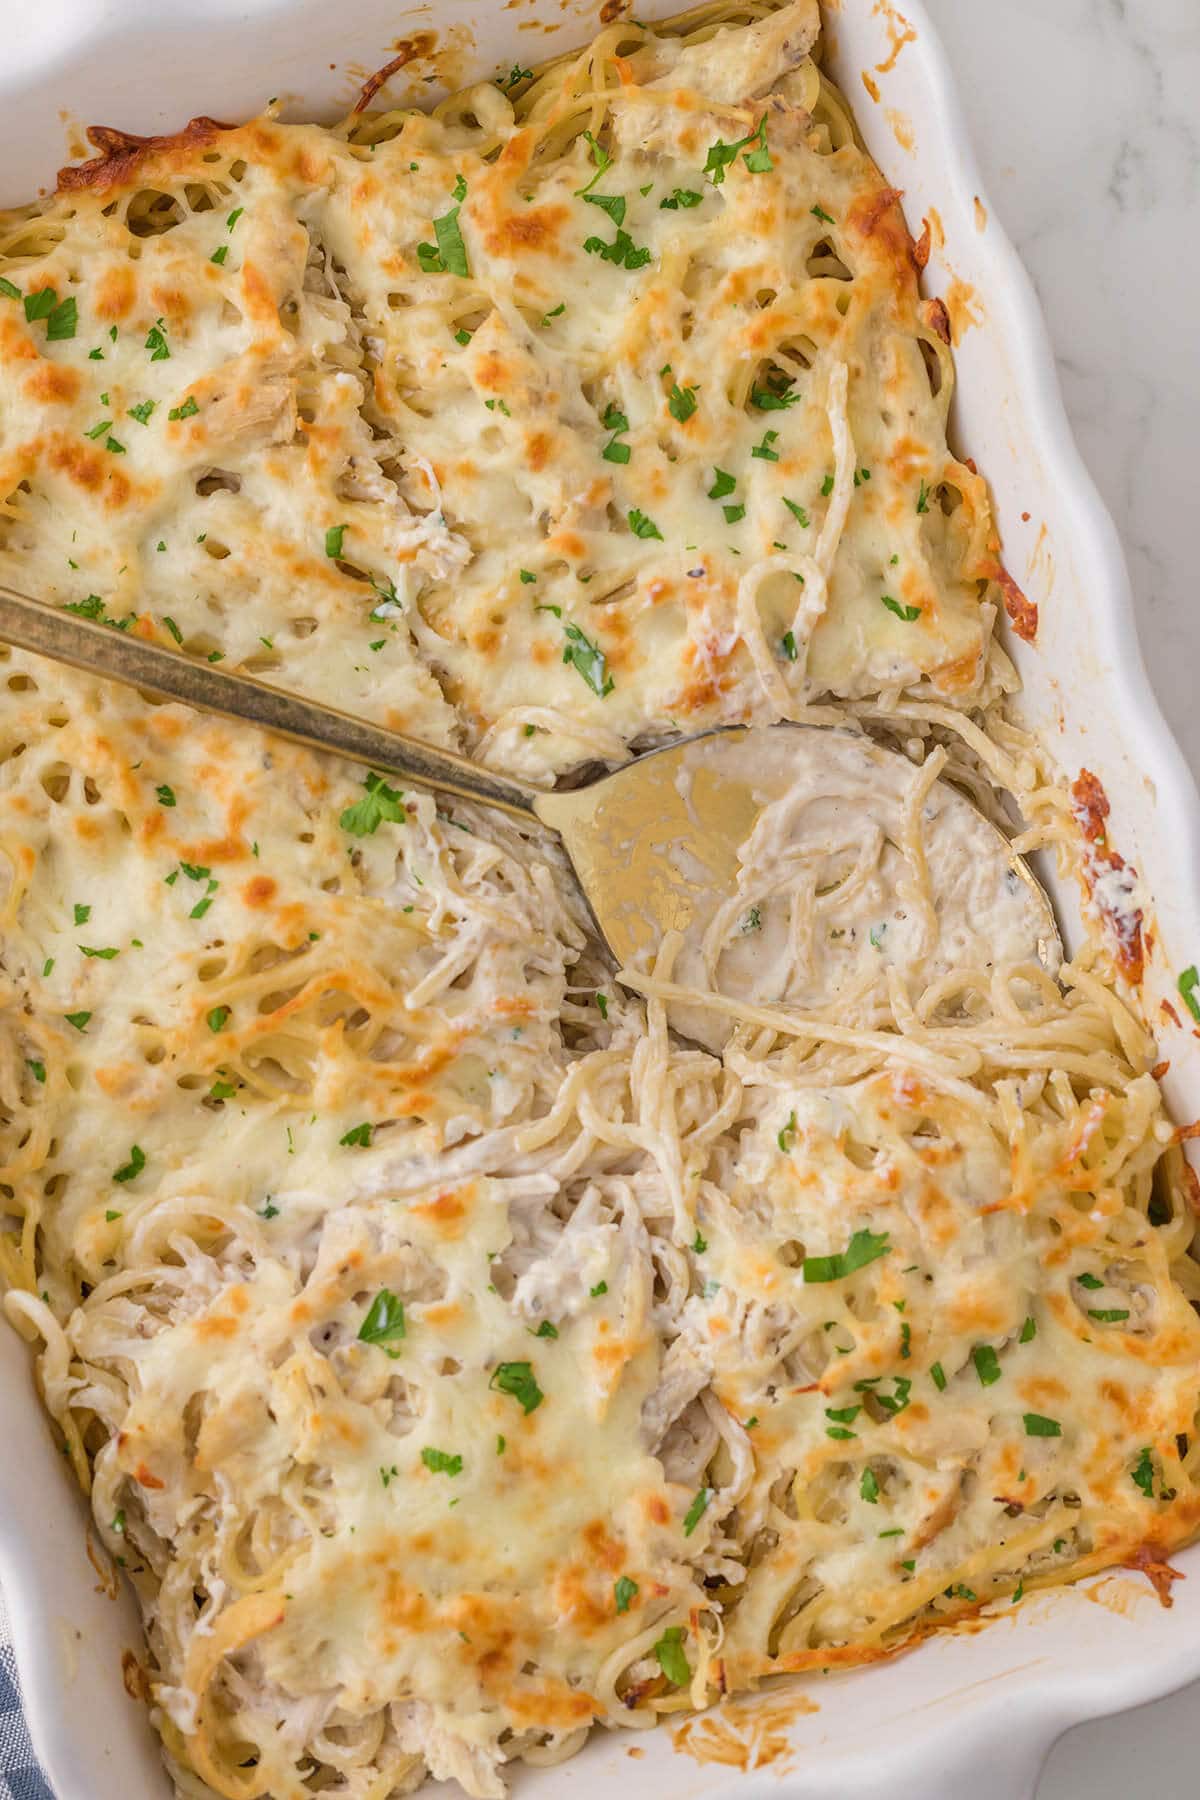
2 1 1199 1796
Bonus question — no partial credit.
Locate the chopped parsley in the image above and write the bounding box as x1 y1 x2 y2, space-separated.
860 1468 879 1504
750 383 799 412
859 1374 911 1417
155 784 176 807
777 1110 797 1153
540 302 566 327
1023 1412 1062 1438
562 621 614 697
682 1486 713 1535
489 1360 544 1414
653 1625 690 1686
168 395 199 421
660 188 703 210
530 1320 558 1339
357 1288 407 1355
723 502 745 524
0 277 19 302
783 498 810 528
79 945 119 959
206 1006 230 1033
590 1280 608 1297
1131 1447 1155 1498
692 1230 707 1253
704 116 771 185
325 523 347 558
73 903 91 925
811 203 835 225
803 1229 890 1284
211 245 229 266
583 227 652 270
881 594 921 622
145 319 170 361
751 429 780 461
340 771 406 836
627 507 662 541
519 569 537 584
1076 1273 1104 1290
1019 1315 1037 1343
601 400 631 463
163 616 183 644
420 1447 463 1477
418 202 470 277
339 1122 373 1147
781 630 798 661
614 1575 638 1613
575 129 612 197
1178 965 1200 1022
64 1011 90 1032
46 295 78 341
1088 1307 1130 1322
708 468 736 500
112 1144 146 1184
26 1059 46 1085
22 287 55 321
917 478 931 514
582 192 627 227
972 1345 1002 1386
668 382 698 423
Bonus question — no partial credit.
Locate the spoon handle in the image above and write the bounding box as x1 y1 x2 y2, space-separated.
0 582 541 823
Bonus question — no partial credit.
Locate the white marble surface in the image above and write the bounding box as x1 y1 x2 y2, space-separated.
923 0 1200 774
919 1 1200 1791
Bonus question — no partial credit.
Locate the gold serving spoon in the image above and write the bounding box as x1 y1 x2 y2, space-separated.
0 584 1060 1041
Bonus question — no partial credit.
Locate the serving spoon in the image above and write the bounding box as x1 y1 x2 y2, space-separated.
0 584 1060 1041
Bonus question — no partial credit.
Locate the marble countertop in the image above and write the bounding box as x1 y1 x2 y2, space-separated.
919 0 1200 1791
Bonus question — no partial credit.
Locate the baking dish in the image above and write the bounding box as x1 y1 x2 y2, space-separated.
2 2 1199 1797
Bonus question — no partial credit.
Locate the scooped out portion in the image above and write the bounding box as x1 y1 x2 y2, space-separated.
557 724 1061 1052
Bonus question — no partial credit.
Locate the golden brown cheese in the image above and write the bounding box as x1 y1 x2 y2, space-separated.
0 0 992 785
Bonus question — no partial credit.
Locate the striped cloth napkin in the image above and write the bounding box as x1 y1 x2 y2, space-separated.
0 1586 53 1800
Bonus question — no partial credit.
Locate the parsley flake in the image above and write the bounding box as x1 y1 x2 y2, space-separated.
112 1144 146 1184
421 1446 463 1476
682 1486 713 1535
881 594 921 622
653 1625 690 1686
358 1288 407 1355
340 771 406 836
489 1360 543 1414
562 620 614 696
614 1575 638 1613
803 1229 890 1284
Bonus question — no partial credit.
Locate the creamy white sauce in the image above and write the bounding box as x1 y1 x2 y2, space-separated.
661 726 1060 1050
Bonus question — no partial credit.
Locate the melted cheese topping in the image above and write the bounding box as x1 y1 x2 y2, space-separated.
2 7 1198 1800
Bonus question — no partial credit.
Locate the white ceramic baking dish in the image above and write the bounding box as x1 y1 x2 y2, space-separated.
3 2 1199 1797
